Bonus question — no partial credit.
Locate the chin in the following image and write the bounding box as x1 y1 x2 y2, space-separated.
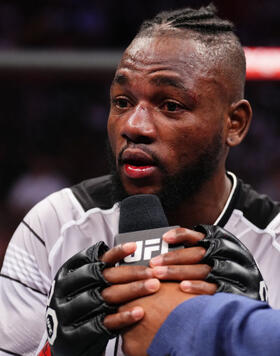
123 182 161 196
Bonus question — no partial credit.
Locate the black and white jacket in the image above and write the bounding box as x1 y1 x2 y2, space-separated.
1 172 280 356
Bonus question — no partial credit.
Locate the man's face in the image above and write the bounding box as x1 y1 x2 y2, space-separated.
107 34 229 206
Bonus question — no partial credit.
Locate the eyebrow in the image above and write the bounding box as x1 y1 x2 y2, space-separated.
112 74 128 85
150 76 186 90
112 73 186 90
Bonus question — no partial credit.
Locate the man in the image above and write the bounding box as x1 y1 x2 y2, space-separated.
1 4 280 356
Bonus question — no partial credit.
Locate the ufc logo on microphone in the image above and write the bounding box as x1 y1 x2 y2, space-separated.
114 226 181 266
124 238 169 263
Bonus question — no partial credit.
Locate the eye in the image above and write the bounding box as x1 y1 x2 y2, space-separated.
113 97 130 109
161 100 183 112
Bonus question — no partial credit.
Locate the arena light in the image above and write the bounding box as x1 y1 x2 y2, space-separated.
244 47 280 80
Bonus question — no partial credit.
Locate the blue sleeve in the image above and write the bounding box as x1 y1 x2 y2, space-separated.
148 293 280 356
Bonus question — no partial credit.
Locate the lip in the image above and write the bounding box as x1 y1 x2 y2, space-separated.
121 148 155 165
120 148 157 179
124 164 157 179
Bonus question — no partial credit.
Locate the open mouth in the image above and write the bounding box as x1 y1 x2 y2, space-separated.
120 149 157 179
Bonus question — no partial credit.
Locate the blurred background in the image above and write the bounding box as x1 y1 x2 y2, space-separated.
0 0 280 266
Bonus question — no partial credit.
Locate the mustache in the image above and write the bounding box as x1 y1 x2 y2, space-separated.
118 143 167 172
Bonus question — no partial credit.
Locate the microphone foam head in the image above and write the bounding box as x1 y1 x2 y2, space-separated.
119 194 169 233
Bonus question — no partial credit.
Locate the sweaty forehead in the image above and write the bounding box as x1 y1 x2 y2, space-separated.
113 34 232 104
118 35 207 77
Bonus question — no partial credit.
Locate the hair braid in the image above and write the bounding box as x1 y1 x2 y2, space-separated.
133 3 246 101
139 3 234 36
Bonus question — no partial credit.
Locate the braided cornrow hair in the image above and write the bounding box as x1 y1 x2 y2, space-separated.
135 3 246 101
139 3 234 36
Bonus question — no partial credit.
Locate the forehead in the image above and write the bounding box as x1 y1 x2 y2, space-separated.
124 35 203 69
113 34 223 95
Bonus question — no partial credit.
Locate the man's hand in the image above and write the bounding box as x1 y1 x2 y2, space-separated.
150 225 267 301
45 241 160 356
105 283 196 356
149 228 217 294
100 238 218 332
101 239 214 302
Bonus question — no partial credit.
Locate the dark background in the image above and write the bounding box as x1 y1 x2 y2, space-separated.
0 0 280 266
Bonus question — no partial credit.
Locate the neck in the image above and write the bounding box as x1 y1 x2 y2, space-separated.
166 171 232 228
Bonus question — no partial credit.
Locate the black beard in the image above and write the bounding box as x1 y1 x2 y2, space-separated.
106 133 223 212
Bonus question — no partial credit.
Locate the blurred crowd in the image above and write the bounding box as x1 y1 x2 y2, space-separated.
1 0 280 49
0 0 280 266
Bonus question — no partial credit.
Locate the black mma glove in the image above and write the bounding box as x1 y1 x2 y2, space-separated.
45 241 117 356
194 225 267 301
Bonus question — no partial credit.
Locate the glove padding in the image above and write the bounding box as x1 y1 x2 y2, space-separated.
46 241 117 356
194 225 267 301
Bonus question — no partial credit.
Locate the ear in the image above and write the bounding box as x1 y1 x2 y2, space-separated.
226 99 252 147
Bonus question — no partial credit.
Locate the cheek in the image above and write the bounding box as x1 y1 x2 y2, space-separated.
166 142 192 169
164 128 198 159
164 127 211 168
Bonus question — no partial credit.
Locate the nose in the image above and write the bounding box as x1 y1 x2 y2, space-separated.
121 104 156 144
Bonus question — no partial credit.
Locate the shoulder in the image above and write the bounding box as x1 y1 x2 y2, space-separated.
71 175 114 211
22 175 115 246
235 178 280 229
26 175 113 223
7 175 118 277
219 173 280 230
